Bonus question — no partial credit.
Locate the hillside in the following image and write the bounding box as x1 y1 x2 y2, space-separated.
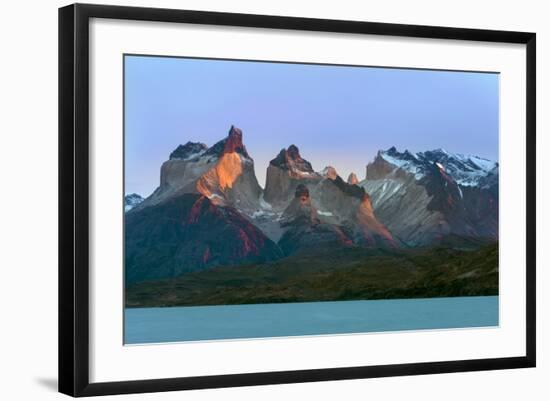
126 241 498 307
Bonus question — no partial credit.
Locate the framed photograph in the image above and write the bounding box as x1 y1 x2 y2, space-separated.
58 3 536 397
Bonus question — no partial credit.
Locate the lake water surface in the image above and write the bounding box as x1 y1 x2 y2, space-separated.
125 296 498 344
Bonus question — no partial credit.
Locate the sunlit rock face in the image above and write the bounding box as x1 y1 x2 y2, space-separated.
137 126 262 214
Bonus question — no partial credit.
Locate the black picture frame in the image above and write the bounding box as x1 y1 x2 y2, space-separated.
59 3 536 397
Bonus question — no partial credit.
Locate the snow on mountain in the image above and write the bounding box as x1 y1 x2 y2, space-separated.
375 147 498 187
360 146 499 245
169 141 208 161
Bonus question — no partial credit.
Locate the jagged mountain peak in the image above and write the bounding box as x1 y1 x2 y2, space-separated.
320 166 338 180
370 146 498 187
264 145 321 207
270 145 314 174
287 144 301 159
204 125 251 159
224 125 246 154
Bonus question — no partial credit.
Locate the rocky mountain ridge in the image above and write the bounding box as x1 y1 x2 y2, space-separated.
360 146 498 245
125 126 498 284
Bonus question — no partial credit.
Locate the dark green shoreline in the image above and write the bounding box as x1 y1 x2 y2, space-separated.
126 242 498 308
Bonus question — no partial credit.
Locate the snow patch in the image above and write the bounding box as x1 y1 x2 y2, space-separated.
184 149 206 161
251 210 269 218
259 194 273 210
317 210 333 216
295 170 317 178
380 152 425 180
207 193 224 201
239 153 253 164
380 148 498 187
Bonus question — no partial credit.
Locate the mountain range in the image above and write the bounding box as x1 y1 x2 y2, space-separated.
125 125 498 285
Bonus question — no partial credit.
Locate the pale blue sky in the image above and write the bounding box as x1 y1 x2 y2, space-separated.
125 55 499 197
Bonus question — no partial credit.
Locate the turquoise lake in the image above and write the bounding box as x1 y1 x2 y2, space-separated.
124 296 498 344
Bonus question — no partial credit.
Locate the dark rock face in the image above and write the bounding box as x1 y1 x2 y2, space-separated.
281 184 319 225
278 222 354 255
419 162 498 240
125 194 283 285
421 163 477 238
459 185 498 238
270 145 314 173
330 175 366 200
295 183 309 199
278 184 353 255
169 141 208 160
264 145 321 208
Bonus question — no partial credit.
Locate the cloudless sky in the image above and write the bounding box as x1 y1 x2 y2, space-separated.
125 55 499 197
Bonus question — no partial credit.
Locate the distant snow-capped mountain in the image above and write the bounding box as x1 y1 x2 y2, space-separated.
360 146 498 246
371 147 498 188
124 193 144 212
